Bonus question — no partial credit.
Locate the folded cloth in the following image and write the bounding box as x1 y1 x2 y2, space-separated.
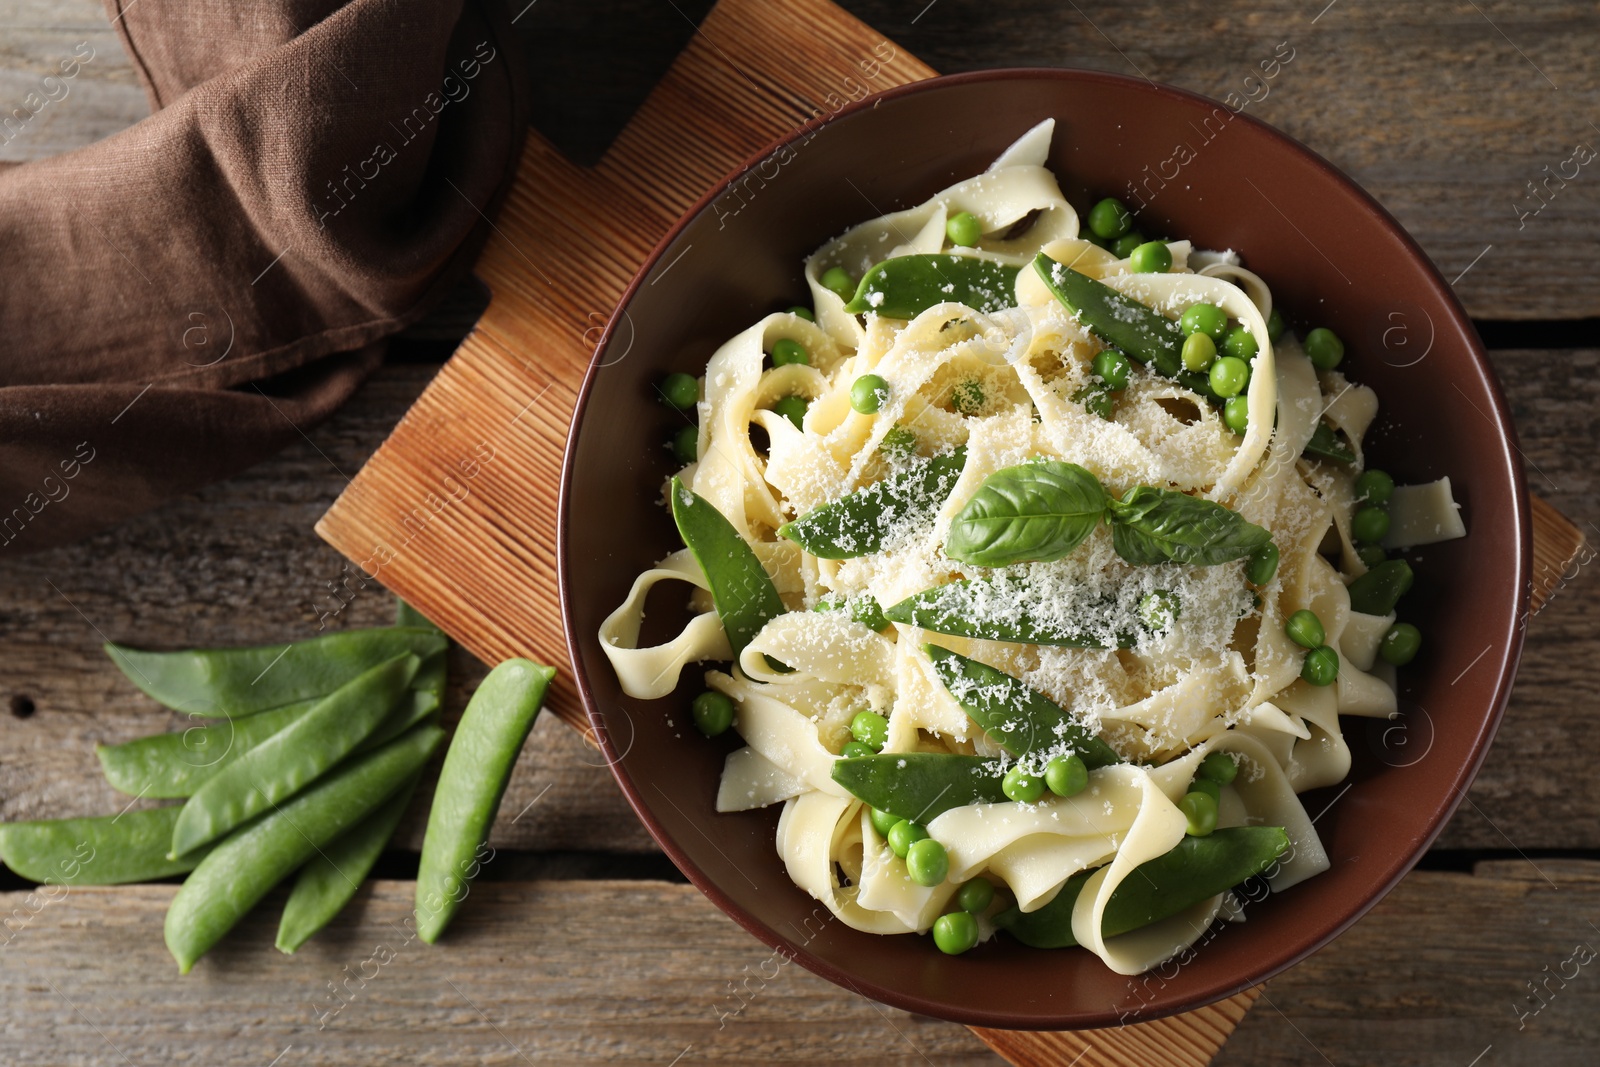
0 0 528 552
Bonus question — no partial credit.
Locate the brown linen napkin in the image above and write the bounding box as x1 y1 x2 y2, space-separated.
0 0 528 553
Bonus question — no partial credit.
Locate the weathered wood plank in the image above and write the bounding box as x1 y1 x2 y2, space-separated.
2 863 1597 1065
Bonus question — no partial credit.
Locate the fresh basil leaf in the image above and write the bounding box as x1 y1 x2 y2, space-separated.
1106 486 1272 567
945 460 1106 567
779 449 966 560
843 254 1020 318
882 578 1143 648
924 644 1120 767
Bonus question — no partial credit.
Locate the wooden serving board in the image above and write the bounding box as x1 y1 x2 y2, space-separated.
315 0 1586 1061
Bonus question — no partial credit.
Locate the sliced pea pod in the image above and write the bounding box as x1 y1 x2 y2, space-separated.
1302 421 1355 464
924 644 1120 767
779 448 966 560
831 753 1007 823
883 580 1143 648
1033 253 1183 375
164 723 444 973
670 477 787 662
169 654 420 858
995 826 1290 948
843 254 1020 318
1346 559 1414 616
105 627 447 718
0 806 207 885
276 773 420 954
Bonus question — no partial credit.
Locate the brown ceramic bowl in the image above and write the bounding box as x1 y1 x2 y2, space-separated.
558 69 1530 1029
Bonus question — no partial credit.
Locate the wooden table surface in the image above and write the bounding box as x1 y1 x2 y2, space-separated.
2 1 1597 1064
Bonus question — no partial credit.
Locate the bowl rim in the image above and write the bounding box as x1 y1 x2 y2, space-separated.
557 65 1531 1029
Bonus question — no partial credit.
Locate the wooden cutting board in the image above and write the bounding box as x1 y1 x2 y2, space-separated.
315 0 1585 1061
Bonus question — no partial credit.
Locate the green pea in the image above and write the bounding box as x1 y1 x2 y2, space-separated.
1266 307 1286 342
1181 332 1217 373
957 878 995 913
1304 327 1344 370
1380 622 1422 666
841 740 876 759
1002 765 1045 803
1301 645 1340 686
932 910 980 954
1082 386 1115 419
658 372 699 411
906 837 950 887
1088 197 1133 239
1198 751 1238 785
1093 349 1132 391
1139 590 1181 632
1356 543 1388 568
1352 505 1390 545
1110 232 1144 258
770 338 809 367
1180 303 1229 341
869 807 903 838
946 210 982 246
1222 325 1258 361
887 819 927 859
1188 776 1221 801
851 373 889 414
1180 791 1218 837
1223 396 1250 435
821 266 856 301
770 395 808 430
1044 754 1088 797
786 305 815 322
1129 241 1171 273
879 425 918 458
1285 609 1325 649
850 710 889 750
1356 469 1395 505
1247 541 1280 585
670 425 698 464
951 379 985 415
692 691 735 737
1208 356 1251 399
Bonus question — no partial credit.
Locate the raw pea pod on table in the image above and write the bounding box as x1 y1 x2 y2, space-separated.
168 653 421 858
779 448 967 560
1032 253 1184 376
842 254 1021 319
669 477 786 663
105 627 447 718
164 722 445 974
96 698 316 800
831 753 1008 824
416 658 556 943
0 807 208 885
995 826 1290 948
923 644 1120 767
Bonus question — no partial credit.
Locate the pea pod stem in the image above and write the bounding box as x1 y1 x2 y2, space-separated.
168 653 420 858
415 659 555 944
164 723 444 974
996 826 1289 948
0 807 207 885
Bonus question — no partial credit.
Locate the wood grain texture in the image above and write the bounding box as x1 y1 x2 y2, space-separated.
3 863 1599 1066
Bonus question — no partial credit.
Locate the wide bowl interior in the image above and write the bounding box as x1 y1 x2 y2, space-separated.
559 69 1529 1029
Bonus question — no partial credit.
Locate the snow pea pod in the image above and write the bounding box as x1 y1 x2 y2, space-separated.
416 658 555 943
883 580 1143 648
395 597 441 632
996 826 1290 948
670 477 787 663
779 448 967 559
169 654 420 857
924 644 1120 767
1347 559 1414 616
1033 253 1184 376
831 753 1008 823
106 627 447 718
842 254 1020 319
1302 421 1355 464
0 807 207 885
275 773 420 954
164 722 443 973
